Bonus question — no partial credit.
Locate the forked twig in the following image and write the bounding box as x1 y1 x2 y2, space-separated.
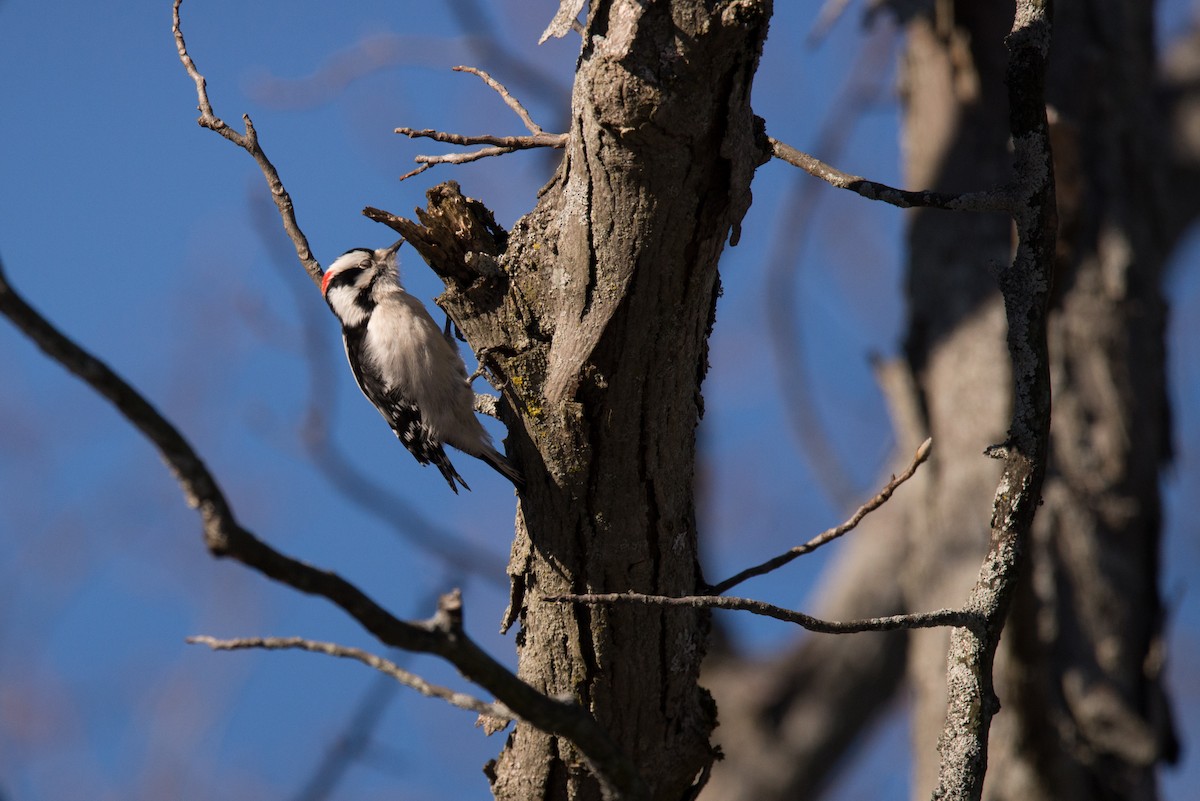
396 66 566 181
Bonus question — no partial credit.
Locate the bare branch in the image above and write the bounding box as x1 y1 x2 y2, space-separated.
769 137 1012 212
394 66 566 180
453 65 543 134
395 134 565 181
0 256 645 801
189 635 514 722
545 591 977 635
398 162 435 182
397 128 568 150
172 0 321 288
710 437 932 594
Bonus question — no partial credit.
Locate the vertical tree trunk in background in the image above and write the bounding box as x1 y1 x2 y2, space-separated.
903 1 1176 797
990 0 1178 797
479 3 772 799
898 5 1016 795
704 2 1178 800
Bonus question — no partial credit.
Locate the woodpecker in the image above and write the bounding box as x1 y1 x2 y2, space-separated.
320 242 523 493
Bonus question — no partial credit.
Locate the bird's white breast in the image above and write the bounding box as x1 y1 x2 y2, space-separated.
364 290 488 449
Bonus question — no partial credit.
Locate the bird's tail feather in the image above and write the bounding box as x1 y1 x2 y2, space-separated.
480 448 525 492
431 452 470 494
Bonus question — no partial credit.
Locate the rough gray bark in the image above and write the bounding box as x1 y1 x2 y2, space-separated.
375 2 773 798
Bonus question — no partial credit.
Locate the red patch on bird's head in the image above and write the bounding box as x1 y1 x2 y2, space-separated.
320 269 334 296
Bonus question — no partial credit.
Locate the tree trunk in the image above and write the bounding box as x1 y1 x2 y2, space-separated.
901 1 1176 797
392 3 773 799
704 2 1178 799
898 5 1016 796
988 1 1177 797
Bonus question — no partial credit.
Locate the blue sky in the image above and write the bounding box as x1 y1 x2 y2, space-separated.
0 2 1197 800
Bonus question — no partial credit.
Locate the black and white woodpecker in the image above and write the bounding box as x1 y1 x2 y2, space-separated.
320 242 523 493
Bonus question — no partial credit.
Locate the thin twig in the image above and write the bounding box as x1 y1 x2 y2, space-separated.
545 591 979 635
397 128 568 150
396 136 564 181
453 65 543 134
394 65 566 181
172 0 321 288
710 437 932 594
407 145 519 177
288 579 467 801
398 162 435 182
769 137 1012 213
188 635 514 721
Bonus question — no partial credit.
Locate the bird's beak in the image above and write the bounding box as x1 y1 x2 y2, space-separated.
385 238 404 257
